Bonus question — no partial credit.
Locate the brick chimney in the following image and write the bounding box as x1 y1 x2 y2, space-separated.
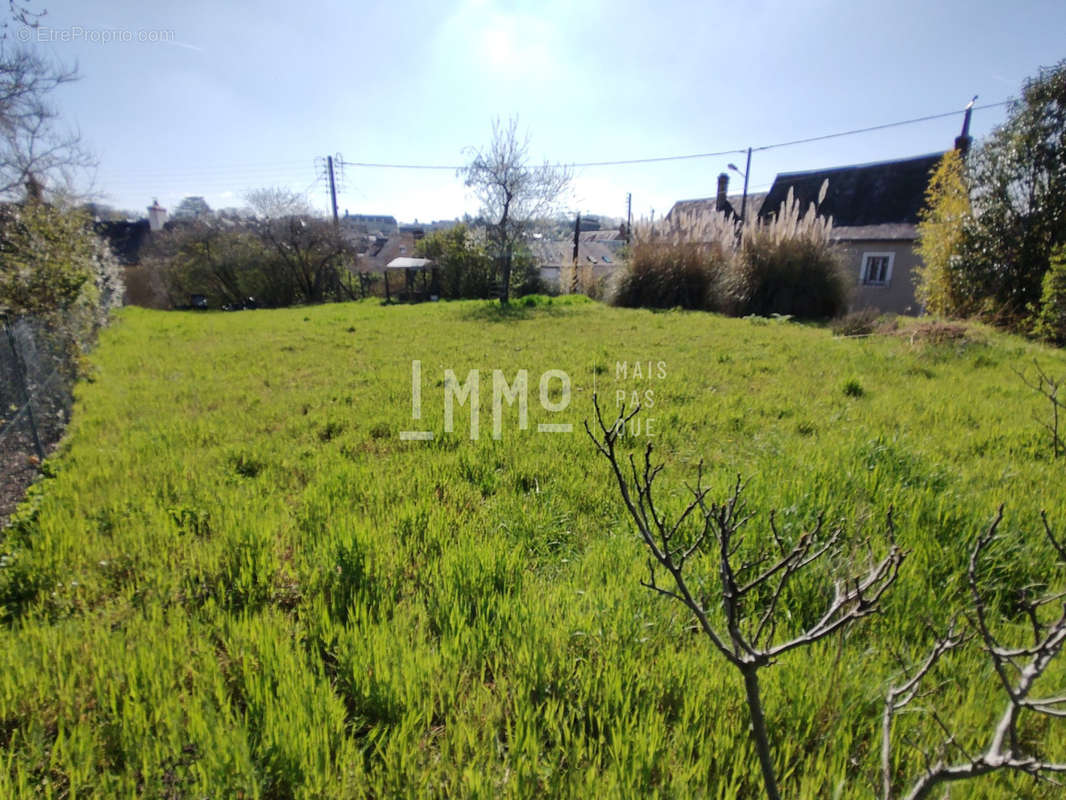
716 173 729 212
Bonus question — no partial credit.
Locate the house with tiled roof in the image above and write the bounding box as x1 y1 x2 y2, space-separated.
756 111 977 315
533 230 625 289
663 111 975 315
351 232 420 273
757 152 944 315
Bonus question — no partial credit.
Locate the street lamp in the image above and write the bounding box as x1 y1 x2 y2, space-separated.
728 147 753 224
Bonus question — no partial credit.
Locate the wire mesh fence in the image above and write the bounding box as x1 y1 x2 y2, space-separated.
1 316 77 521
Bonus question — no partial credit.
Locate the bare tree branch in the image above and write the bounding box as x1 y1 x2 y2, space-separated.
885 509 1066 800
460 116 571 303
1014 360 1064 458
587 394 904 799
881 618 970 799
0 48 93 200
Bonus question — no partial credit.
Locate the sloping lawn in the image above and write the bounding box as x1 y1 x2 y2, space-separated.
2 298 1065 798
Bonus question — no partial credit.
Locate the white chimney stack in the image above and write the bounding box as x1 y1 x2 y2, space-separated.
148 199 168 231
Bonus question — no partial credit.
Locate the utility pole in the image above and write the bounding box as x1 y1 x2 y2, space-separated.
572 213 581 263
571 213 581 294
625 193 632 243
327 155 339 225
739 146 752 225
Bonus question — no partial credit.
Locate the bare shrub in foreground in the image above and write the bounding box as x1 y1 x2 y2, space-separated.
882 508 1066 799
590 396 1066 798
831 308 882 337
1013 360 1064 459
586 396 904 800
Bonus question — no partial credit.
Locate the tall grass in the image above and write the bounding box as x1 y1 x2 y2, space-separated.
1 300 1065 797
612 183 849 318
609 241 728 310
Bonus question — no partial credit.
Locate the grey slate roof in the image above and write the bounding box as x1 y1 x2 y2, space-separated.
532 238 620 270
666 193 768 224
757 152 943 227
830 223 918 242
354 233 420 273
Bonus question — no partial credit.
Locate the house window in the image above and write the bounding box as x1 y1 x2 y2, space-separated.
860 252 894 286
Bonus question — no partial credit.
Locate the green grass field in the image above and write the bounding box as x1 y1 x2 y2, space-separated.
2 298 1066 798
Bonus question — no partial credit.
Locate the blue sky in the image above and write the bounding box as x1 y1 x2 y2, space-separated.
23 0 1066 223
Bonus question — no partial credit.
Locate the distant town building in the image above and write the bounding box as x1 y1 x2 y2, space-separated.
148 200 168 231
664 173 768 227
341 212 398 234
424 219 460 232
533 229 625 289
351 232 421 274
171 196 211 220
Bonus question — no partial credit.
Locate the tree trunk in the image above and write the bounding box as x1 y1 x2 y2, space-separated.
499 243 512 304
742 667 781 800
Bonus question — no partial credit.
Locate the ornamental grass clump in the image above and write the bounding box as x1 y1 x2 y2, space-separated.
727 183 849 319
612 180 849 319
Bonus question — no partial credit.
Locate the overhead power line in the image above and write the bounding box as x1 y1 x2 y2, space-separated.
104 161 312 179
341 160 458 171
100 99 1012 204
566 148 749 168
340 147 751 171
751 101 1010 152
335 100 1010 172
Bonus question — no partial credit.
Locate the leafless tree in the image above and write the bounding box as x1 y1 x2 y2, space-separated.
0 48 93 199
1014 360 1064 458
882 507 1066 799
145 214 271 308
3 0 45 38
586 396 905 800
460 116 570 303
245 186 312 220
245 187 355 305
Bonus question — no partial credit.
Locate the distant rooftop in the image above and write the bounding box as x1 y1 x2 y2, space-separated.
342 213 398 233
666 193 768 223
758 152 944 227
532 237 621 270
386 257 432 270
